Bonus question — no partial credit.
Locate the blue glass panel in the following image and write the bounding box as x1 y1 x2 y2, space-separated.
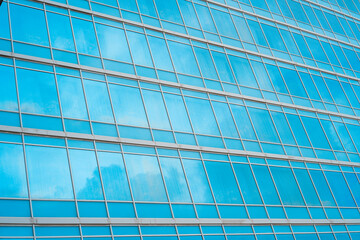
0 65 18 111
205 161 242 203
163 93 192 132
96 23 132 63
84 80 114 123
142 89 171 130
17 68 60 116
69 149 104 200
211 9 238 38
212 51 236 83
0 143 27 198
154 0 183 24
293 169 320 206
72 18 99 56
251 61 273 91
26 146 73 199
230 105 257 140
270 167 304 205
228 55 258 88
247 20 268 47
110 84 148 127
261 24 286 52
127 31 153 67
309 170 336 206
10 4 49 46
183 159 213 203
125 154 167 202
325 171 356 207
248 108 280 143
185 97 220 136
212 101 239 138
194 47 218 80
233 163 262 204
148 36 173 71
47 12 75 51
280 67 307 98
301 116 330 149
320 120 343 151
0 3 10 39
97 152 131 201
252 165 281 205
168 41 200 76
265 64 288 94
57 75 88 120
159 157 191 202
271 111 296 145
195 4 217 33
344 173 360 206
178 0 200 28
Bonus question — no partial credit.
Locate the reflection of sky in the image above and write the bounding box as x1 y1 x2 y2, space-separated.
26 146 73 199
125 154 167 202
69 149 103 200
0 143 28 198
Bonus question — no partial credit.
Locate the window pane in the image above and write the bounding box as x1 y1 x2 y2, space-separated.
47 12 75 51
154 0 183 24
182 159 213 203
159 157 191 203
26 146 73 199
251 60 273 91
212 51 236 84
212 101 239 138
320 120 343 151
0 65 18 111
194 47 218 80
230 105 257 140
0 143 27 198
211 9 238 38
142 90 171 130
110 84 148 127
233 163 262 204
293 169 320 206
247 20 268 47
280 67 307 98
72 18 99 56
148 36 173 71
125 154 167 202
229 55 258 88
270 111 295 145
301 117 330 149
163 93 192 133
248 108 279 143
126 31 153 67
57 75 88 120
325 171 356 207
270 167 304 205
185 97 219 136
96 24 131 63
286 114 311 147
168 41 200 76
97 152 131 201
10 4 49 46
252 165 281 205
69 149 104 200
309 170 336 206
205 161 242 204
84 80 114 123
17 68 60 116
261 24 286 52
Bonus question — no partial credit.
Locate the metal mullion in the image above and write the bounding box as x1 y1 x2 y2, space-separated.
199 155 223 220
340 169 360 210
266 107 288 155
242 103 265 153
154 150 176 218
288 164 313 219
224 99 246 151
265 164 290 219
228 160 252 220
119 145 140 219
92 143 111 220
64 139 81 220
177 152 201 226
208 97 230 154
320 168 343 216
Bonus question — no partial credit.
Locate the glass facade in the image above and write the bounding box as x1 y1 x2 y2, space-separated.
1 0 360 238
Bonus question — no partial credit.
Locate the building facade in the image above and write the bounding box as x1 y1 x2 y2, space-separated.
1 0 360 238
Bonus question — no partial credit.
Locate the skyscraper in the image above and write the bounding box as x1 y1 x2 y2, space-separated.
1 0 360 238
